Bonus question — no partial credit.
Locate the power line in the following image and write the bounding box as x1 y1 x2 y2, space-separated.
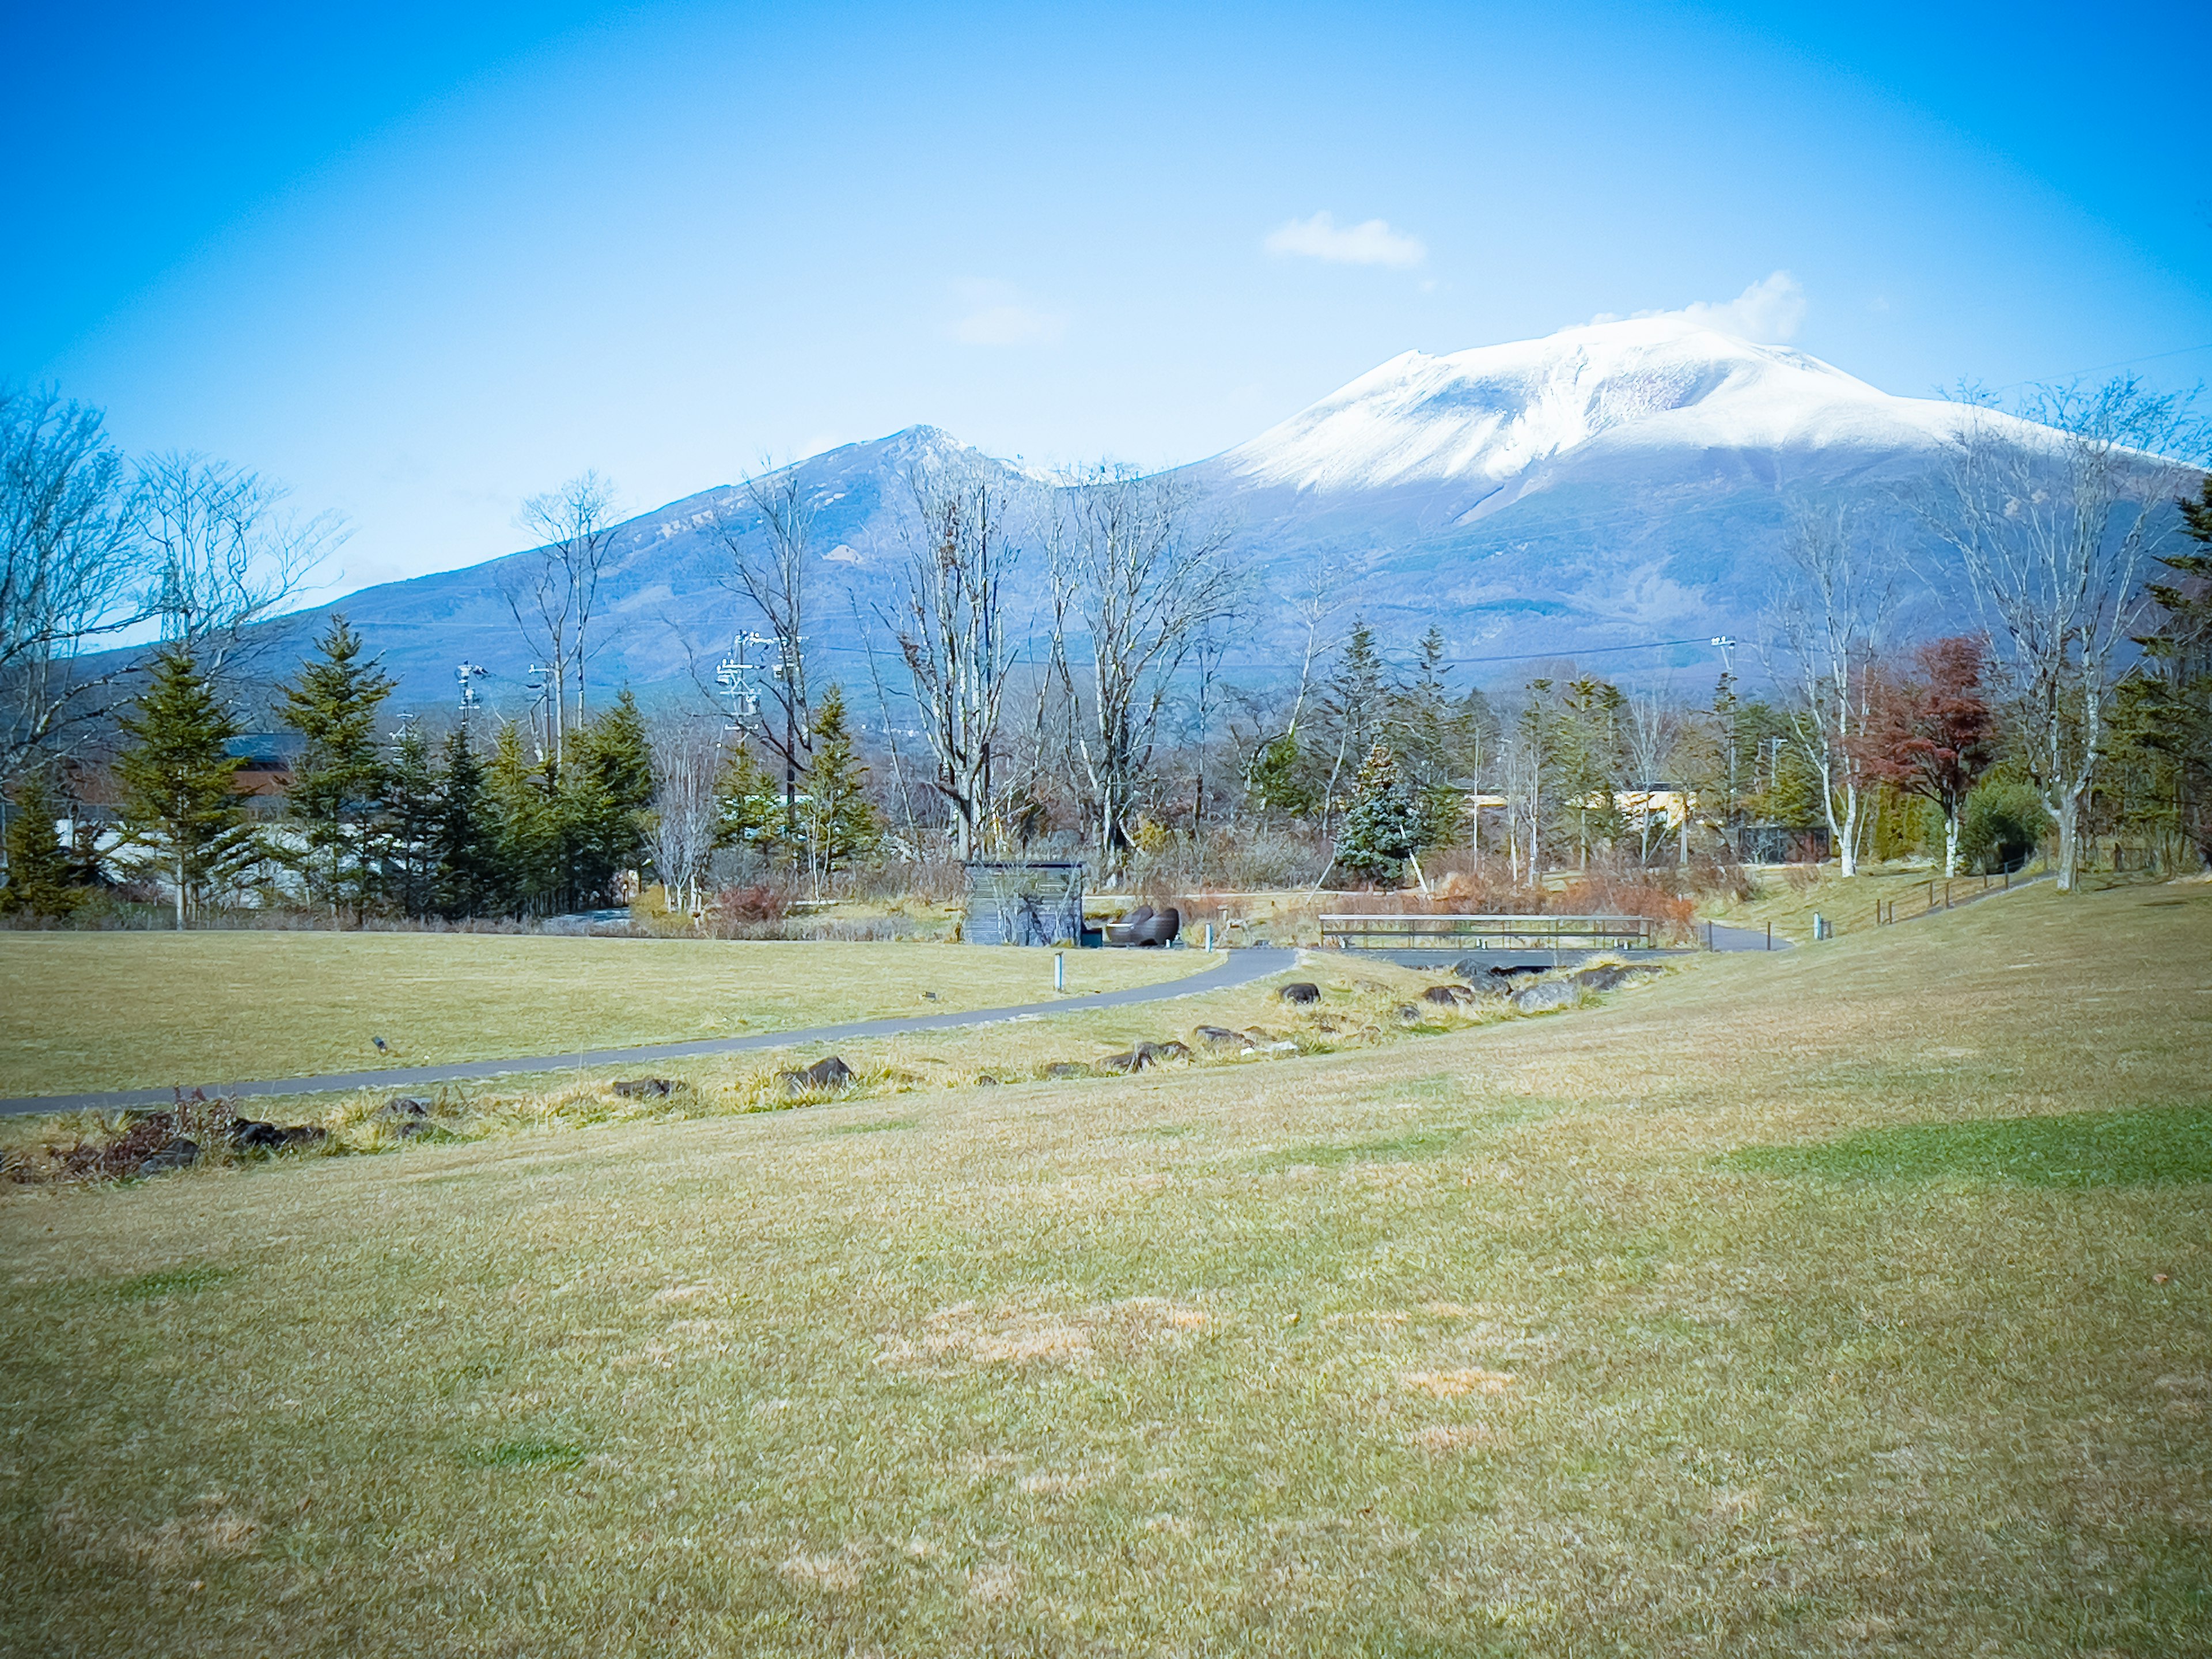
1989 340 2212 393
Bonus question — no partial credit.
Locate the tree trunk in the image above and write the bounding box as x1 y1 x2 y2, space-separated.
2055 790 2081 892
1944 806 1960 879
1836 779 1859 877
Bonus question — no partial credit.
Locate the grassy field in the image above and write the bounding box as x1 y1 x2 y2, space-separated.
1698 859 2062 942
3 882 2209 1655
0 933 1210 1097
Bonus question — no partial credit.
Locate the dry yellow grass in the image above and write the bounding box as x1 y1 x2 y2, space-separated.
2 883 2209 1656
1699 858 2070 941
0 932 1209 1096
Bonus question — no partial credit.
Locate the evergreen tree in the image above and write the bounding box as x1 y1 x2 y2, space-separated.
715 740 785 854
1557 676 1627 866
561 689 655 903
2120 474 2212 865
279 615 395 915
802 683 878 883
115 647 253 928
433 726 505 918
1245 730 1317 819
1319 621 1389 797
1334 743 1425 885
486 721 560 913
384 718 441 917
2 769 82 918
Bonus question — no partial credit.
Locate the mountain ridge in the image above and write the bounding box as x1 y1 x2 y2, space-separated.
248 319 2084 710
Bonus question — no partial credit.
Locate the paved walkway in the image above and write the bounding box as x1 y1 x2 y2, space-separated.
0 948 1301 1117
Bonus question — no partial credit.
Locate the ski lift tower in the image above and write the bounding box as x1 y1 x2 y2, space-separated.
454 661 489 723
715 632 767 731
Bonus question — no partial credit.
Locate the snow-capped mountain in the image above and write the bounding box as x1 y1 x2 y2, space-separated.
251 318 2069 707
1215 317 1963 502
1169 316 2001 659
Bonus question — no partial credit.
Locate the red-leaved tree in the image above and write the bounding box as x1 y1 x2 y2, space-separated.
1858 635 1998 877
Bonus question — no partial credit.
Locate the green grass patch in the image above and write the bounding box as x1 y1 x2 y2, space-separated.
1726 1103 2212 1187
464 1439 585 1470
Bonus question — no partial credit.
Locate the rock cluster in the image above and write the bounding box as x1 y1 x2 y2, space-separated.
777 1055 855 1093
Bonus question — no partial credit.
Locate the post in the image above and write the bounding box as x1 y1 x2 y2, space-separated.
1055 951 1065 993
1203 922 1214 952
1765 920 1772 951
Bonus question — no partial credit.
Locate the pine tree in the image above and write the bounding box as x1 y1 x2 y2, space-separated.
1245 730 1316 819
2125 474 2212 864
1557 676 1627 866
1335 743 1424 885
2 769 82 918
384 718 441 916
115 646 253 928
279 614 394 915
802 683 878 884
561 689 655 903
486 721 559 914
434 726 505 918
1319 621 1389 808
715 740 785 854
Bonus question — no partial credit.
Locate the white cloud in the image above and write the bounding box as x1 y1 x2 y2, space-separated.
1264 211 1427 269
1592 270 1807 343
951 279 1065 347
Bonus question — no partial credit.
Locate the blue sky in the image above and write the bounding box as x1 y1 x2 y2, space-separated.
6 0 2209 599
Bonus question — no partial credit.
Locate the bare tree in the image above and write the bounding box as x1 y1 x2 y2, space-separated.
1623 685 1683 865
647 719 724 918
715 467 815 840
1044 467 1240 865
503 471 620 768
1764 506 1894 877
884 455 1025 859
0 392 145 789
1499 726 1541 889
1922 381 2203 891
138 450 338 677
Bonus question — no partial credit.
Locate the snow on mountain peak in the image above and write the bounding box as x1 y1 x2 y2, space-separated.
1220 315 1958 496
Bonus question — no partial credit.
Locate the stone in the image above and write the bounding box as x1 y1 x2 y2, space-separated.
380 1096 431 1118
1043 1062 1090 1080
612 1077 675 1099
138 1139 200 1176
1192 1025 1248 1049
1421 984 1471 1006
1278 982 1321 1006
1572 964 1649 992
779 1055 855 1093
975 1075 1000 1087
230 1120 327 1152
1511 980 1578 1014
1396 1004 1422 1023
1098 1041 1188 1073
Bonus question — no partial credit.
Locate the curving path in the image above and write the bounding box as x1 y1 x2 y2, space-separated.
0 948 1301 1118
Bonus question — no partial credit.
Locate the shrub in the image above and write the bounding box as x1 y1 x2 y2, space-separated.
1960 781 2045 873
